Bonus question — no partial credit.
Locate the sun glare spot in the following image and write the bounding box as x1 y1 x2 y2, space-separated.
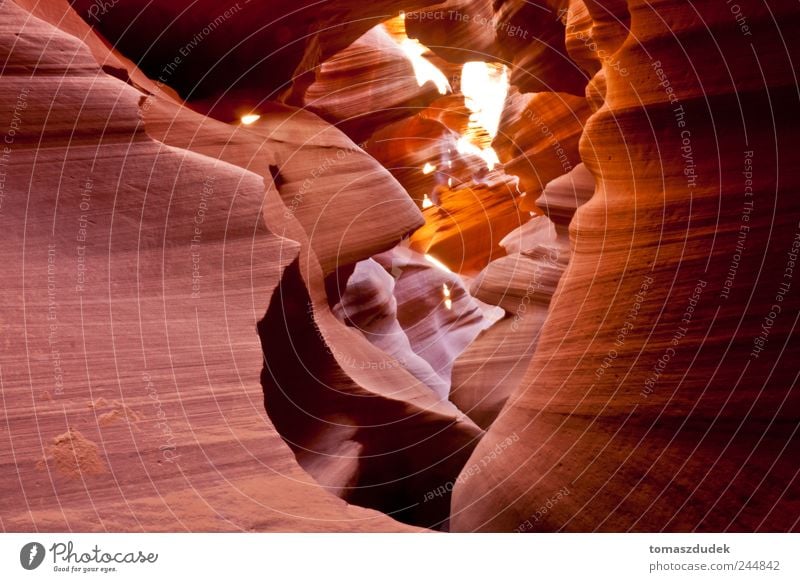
425 254 452 273
240 114 260 125
400 39 451 95
442 283 453 310
458 61 508 170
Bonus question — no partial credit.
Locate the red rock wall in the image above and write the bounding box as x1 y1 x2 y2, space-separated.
2 0 798 534
0 0 418 532
451 0 800 531
68 0 443 118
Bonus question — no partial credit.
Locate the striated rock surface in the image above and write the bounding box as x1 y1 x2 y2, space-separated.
406 0 587 94
304 26 446 141
0 0 417 532
499 215 558 255
470 248 564 314
450 161 591 430
131 17 480 530
495 91 591 206
3 0 799 536
69 0 443 118
263 104 426 275
408 173 525 273
257 173 483 530
374 246 502 382
535 162 595 239
332 258 451 399
451 0 800 532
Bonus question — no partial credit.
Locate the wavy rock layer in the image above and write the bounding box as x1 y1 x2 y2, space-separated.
304 26 445 141
495 91 591 206
449 166 588 429
69 0 443 118
451 0 800 532
128 19 481 529
0 0 416 532
332 258 452 399
258 160 483 530
3 0 798 535
406 0 587 94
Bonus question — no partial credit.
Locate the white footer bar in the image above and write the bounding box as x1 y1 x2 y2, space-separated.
1 533 797 581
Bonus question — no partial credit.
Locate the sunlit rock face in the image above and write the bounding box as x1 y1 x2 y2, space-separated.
405 0 587 94
304 26 447 141
2 0 799 534
494 91 591 207
407 173 525 273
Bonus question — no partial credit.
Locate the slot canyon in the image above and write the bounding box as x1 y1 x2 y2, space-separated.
0 0 798 533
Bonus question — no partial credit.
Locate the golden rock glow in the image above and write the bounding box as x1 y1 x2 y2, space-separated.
240 114 260 125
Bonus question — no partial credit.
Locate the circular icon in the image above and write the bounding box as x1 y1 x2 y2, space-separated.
20 542 46 570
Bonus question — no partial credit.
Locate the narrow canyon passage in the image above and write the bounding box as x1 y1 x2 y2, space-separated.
245 13 595 528
0 0 797 534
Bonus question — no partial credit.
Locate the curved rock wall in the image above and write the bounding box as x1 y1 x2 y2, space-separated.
2 0 798 534
451 0 800 532
0 0 415 531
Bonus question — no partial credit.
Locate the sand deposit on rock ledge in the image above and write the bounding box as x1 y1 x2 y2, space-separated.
49 429 107 478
